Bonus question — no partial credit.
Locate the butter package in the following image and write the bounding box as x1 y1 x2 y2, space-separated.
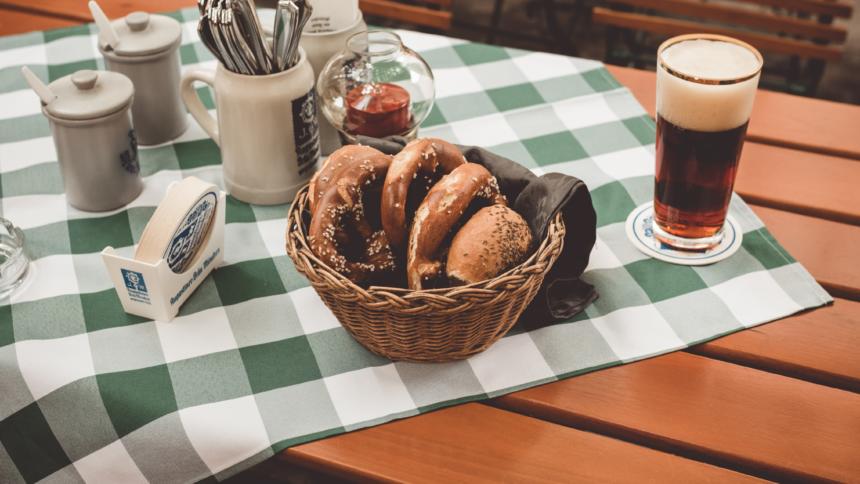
102 177 225 321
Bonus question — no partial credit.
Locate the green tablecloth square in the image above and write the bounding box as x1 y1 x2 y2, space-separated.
532 74 595 103
224 294 304 347
522 131 588 166
622 115 657 145
307 328 390 377
43 24 90 43
96 364 178 438
225 195 258 224
1 64 40 91
422 103 447 127
68 213 135 254
89 321 164 374
0 305 11 347
12 294 85 340
1 162 62 197
435 91 497 123
453 42 511 65
213 258 287 306
626 259 710 303
272 255 310 293
419 46 466 69
573 120 643 157
179 43 200 66
139 144 183 176
48 59 97 82
582 67 622 92
173 139 222 171
254 380 345 445
486 82 545 112
0 401 70 483
0 114 48 144
239 337 322 394
37 377 119 462
176 278 227 317
486 140 539 170
590 181 638 226
742 228 797 269
168 350 254 408
22 222 69 260
81 289 148 332
654 288 742 343
693 246 768 287
583 266 652 315
121 413 211 483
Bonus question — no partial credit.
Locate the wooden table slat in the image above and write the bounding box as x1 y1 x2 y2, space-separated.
607 65 860 161
751 204 860 300
691 298 860 392
284 403 765 483
0 7 78 36
494 352 860 483
737 142 860 226
0 0 194 23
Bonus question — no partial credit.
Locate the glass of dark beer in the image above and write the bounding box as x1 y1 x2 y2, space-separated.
653 34 763 250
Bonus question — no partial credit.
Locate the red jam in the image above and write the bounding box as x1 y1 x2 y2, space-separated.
345 82 411 138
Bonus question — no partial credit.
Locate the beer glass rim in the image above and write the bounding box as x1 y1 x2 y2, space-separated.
658 34 763 86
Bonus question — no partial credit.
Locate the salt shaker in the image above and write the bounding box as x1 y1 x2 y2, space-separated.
24 68 143 212
96 8 186 145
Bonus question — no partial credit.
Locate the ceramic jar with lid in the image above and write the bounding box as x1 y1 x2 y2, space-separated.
300 11 366 155
43 69 143 212
99 11 186 145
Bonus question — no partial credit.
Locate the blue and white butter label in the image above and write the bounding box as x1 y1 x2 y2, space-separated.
121 268 150 304
164 191 218 273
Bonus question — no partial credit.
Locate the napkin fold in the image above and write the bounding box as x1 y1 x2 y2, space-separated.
356 136 598 328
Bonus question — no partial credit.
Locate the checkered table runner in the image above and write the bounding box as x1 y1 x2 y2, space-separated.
0 8 831 483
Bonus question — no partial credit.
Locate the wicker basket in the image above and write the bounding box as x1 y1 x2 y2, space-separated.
285 185 565 362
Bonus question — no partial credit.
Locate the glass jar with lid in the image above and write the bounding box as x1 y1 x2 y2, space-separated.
317 30 435 142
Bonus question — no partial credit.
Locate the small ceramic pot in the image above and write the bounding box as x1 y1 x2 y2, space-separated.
99 11 187 146
42 70 143 212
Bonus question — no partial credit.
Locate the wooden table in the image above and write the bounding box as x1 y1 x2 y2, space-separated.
4 4 859 482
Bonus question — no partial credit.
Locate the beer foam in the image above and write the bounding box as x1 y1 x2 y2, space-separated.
657 39 761 132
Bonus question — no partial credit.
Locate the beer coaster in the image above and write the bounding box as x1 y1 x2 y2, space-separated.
134 177 218 274
625 202 743 266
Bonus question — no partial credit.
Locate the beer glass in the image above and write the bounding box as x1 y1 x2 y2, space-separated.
653 34 763 250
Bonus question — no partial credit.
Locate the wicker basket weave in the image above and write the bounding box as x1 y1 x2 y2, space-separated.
285 185 565 362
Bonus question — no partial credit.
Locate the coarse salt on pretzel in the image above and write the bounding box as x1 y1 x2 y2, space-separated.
381 138 466 249
308 149 396 284
406 163 506 289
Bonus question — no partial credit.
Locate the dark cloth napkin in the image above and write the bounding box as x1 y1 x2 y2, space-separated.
356 136 598 328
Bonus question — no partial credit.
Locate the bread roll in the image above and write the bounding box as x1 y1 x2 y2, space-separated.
446 205 532 285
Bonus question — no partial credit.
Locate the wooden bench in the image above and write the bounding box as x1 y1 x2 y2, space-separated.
592 0 853 94
359 0 453 31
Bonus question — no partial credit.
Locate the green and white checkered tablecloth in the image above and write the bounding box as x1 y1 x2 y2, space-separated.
0 8 831 483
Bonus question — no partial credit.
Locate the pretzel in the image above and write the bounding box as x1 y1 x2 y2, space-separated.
309 145 390 213
308 151 396 283
406 163 506 289
381 138 466 249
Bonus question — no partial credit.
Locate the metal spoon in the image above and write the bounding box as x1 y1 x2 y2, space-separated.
287 0 312 68
273 0 298 72
233 0 273 74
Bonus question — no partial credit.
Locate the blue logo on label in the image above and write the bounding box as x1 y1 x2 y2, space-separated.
165 192 217 273
121 268 150 304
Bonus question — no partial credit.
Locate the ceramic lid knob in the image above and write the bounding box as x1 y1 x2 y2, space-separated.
125 11 150 32
71 70 98 90
45 69 134 120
